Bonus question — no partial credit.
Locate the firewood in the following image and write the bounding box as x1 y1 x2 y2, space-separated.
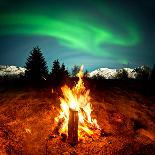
67 108 78 146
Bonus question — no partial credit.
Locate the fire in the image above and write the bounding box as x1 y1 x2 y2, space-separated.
55 65 100 139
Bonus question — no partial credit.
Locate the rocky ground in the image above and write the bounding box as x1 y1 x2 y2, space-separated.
0 82 155 155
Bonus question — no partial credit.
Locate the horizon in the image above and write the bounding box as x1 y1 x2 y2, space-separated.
0 63 153 73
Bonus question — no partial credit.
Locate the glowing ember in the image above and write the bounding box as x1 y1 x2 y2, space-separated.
54 65 100 140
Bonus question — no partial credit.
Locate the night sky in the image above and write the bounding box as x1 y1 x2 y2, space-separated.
0 0 155 71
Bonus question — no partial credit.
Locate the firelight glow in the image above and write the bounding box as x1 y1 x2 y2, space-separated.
55 65 100 138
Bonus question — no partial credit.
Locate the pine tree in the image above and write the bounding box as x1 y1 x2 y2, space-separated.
25 46 48 84
50 59 62 87
61 63 69 78
50 60 69 87
72 65 80 77
51 59 61 77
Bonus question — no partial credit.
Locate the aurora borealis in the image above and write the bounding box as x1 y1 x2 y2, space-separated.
0 0 155 70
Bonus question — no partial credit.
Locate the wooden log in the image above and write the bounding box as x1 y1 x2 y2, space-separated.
68 108 78 146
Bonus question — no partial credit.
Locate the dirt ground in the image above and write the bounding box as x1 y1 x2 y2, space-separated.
0 83 155 155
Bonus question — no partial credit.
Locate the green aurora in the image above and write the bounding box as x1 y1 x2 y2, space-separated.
0 11 140 64
2 0 152 68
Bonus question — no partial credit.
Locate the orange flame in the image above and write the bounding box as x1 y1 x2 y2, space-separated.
55 65 100 139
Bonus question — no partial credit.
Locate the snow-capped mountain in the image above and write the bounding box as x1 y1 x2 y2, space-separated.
0 65 26 77
89 67 137 79
0 65 148 79
89 68 117 79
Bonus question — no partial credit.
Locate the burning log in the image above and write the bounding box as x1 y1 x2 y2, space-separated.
54 65 100 144
68 108 78 146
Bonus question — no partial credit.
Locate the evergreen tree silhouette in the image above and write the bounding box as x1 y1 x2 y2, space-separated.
25 46 48 85
72 65 80 77
51 59 61 77
50 59 69 87
61 63 69 79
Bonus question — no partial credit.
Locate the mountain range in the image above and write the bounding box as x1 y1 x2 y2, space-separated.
0 65 146 79
89 67 137 79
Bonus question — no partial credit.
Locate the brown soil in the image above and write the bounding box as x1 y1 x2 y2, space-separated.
0 86 155 155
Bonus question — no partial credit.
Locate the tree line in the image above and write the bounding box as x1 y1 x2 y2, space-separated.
25 46 155 82
0 46 155 88
25 46 88 87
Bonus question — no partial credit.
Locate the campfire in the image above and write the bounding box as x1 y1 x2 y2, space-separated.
54 65 100 146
